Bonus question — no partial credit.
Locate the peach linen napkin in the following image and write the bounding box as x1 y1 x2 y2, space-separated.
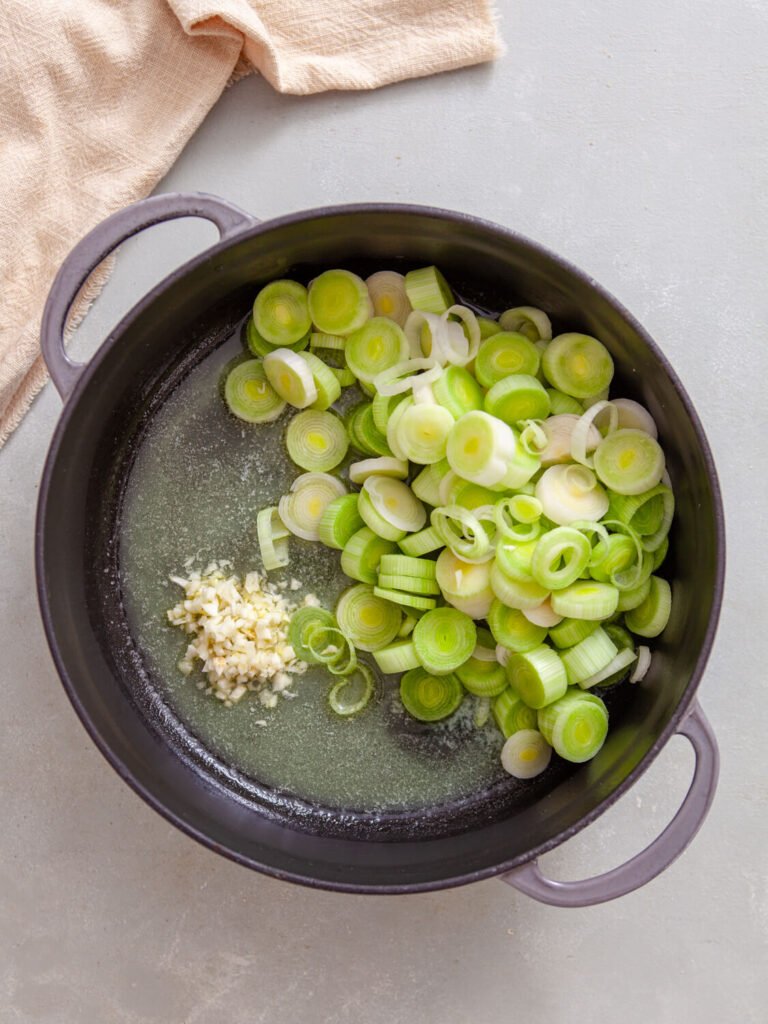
0 0 502 448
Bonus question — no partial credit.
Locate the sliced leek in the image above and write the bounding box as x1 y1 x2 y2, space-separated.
456 656 508 697
225 360 286 423
278 472 346 542
349 457 409 484
506 645 568 709
253 279 311 347
542 333 614 399
493 688 538 737
625 576 672 637
593 429 665 496
263 348 318 409
488 600 547 652
537 689 608 763
501 729 552 778
400 667 464 721
413 607 477 675
318 493 365 549
363 475 427 535
308 269 372 335
345 317 409 383
366 270 412 326
340 527 398 584
256 506 290 571
328 664 375 716
498 306 553 342
373 640 422 674
398 526 444 556
286 409 348 472
404 266 454 314
335 584 402 652
484 374 550 425
550 581 619 620
302 350 342 411
560 627 618 685
447 411 539 489
535 464 609 526
530 527 592 590
396 402 454 464
475 332 540 387
432 365 484 418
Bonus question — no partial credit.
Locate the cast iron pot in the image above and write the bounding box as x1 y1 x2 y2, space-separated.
36 193 724 905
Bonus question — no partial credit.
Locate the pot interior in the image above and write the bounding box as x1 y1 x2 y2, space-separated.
38 206 722 890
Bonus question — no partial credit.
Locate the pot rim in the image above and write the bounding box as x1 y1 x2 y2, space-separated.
35 201 726 893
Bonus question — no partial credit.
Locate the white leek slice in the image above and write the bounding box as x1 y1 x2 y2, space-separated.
445 305 481 363
447 411 538 489
349 457 409 484
373 357 442 396
570 400 618 467
366 271 412 327
443 587 495 619
630 645 652 682
501 729 552 779
278 472 346 541
395 403 454 465
577 647 637 689
522 599 563 628
263 348 317 409
540 414 601 466
363 476 427 534
612 398 658 439
535 464 610 525
498 306 553 342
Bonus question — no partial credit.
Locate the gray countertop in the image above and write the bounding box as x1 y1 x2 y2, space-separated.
2 1 767 1020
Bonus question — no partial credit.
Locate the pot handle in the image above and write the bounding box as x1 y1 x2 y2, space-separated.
40 192 259 400
501 700 719 907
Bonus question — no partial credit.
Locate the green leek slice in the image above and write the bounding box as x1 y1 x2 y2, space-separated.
224 360 286 423
550 581 619 620
593 429 665 496
286 409 348 472
373 639 422 674
404 266 454 314
506 645 568 709
345 317 409 383
278 472 346 542
340 527 398 584
318 493 365 549
475 332 541 388
328 663 375 716
493 688 538 737
400 667 464 721
560 627 619 684
308 269 372 335
413 607 477 675
537 689 608 762
432 365 484 418
456 656 508 697
253 279 311 346
625 576 672 637
335 584 402 652
542 333 614 399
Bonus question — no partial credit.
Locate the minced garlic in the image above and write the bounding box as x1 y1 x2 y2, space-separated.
166 566 314 708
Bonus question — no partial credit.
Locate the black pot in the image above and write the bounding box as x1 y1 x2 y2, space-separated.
36 193 723 905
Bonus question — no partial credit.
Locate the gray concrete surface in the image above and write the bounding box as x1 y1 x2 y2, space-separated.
2 1 767 1020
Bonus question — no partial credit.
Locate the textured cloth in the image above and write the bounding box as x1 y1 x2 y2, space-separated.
0 0 501 448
